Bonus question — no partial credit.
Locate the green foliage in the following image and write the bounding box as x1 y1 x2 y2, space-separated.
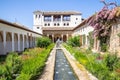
16 43 54 80
82 35 86 45
63 44 120 80
88 31 94 49
0 52 22 80
100 36 109 52
0 44 54 80
16 73 31 80
117 33 120 37
104 53 119 71
37 37 52 48
67 36 81 47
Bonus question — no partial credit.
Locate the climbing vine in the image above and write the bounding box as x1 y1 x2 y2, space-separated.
87 0 120 51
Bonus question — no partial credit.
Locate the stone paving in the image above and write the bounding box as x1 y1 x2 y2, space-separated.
38 45 98 80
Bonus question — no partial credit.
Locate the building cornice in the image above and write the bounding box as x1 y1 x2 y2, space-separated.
0 19 42 36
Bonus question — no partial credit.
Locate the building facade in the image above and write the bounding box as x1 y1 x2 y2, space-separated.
33 10 82 42
73 19 94 48
0 19 42 55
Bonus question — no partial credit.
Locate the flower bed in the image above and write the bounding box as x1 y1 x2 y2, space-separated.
63 43 120 80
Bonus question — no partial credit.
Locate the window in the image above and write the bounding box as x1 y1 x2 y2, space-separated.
39 15 40 18
44 23 47 26
48 23 50 26
44 15 51 21
67 23 69 26
63 23 66 26
53 15 61 21
63 15 70 21
76 18 78 20
57 23 60 26
37 27 39 29
54 23 56 26
36 15 37 18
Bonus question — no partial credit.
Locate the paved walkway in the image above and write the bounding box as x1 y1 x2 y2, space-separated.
38 45 98 80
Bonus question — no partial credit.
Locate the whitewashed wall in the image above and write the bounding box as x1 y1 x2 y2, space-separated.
0 22 42 55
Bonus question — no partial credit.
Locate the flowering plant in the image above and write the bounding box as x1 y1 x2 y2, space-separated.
87 0 120 38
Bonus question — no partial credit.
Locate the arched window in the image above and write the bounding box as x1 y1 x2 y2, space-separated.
6 32 12 41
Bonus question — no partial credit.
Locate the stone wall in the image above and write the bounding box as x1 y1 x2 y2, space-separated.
109 22 120 56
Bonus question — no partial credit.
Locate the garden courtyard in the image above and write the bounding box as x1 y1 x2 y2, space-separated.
0 0 120 80
0 36 120 80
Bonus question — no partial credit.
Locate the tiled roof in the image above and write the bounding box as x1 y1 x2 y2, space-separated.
42 27 74 31
33 11 81 15
0 19 42 35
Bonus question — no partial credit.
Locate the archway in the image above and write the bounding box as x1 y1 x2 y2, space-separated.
6 32 12 54
28 34 32 48
49 35 52 41
63 35 67 42
24 35 27 49
14 33 18 51
0 32 4 55
20 34 23 51
54 34 61 42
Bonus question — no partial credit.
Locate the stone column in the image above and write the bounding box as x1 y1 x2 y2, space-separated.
61 15 63 26
3 30 6 54
94 37 97 51
85 35 88 46
61 34 63 42
52 34 54 42
12 32 14 52
51 15 53 21
97 40 100 51
47 34 49 37
51 15 53 26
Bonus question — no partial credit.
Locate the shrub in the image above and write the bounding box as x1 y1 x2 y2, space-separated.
16 43 54 80
67 36 81 47
37 37 52 48
104 53 120 71
0 52 22 80
63 43 120 80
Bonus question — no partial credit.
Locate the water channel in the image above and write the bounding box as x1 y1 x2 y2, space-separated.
54 49 78 80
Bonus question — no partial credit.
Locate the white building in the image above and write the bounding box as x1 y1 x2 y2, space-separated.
33 10 82 34
0 19 42 55
73 19 94 47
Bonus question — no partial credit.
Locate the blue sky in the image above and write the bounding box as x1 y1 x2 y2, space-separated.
0 0 119 29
